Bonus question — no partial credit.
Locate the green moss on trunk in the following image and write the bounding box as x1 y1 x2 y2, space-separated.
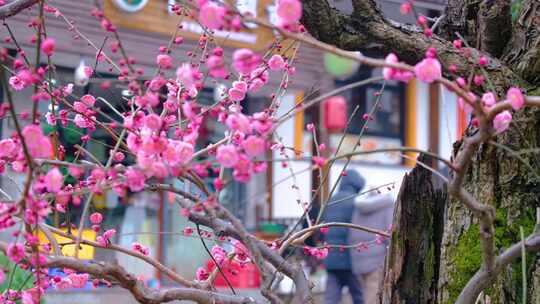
446 208 536 303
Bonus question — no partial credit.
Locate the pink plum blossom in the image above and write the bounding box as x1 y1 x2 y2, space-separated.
268 54 285 71
206 54 228 78
156 54 173 69
195 267 209 281
21 289 41 304
481 92 496 109
150 161 168 178
81 94 96 107
132 242 150 256
382 53 413 82
125 168 146 192
382 53 398 80
241 136 265 157
103 229 116 240
277 0 302 26
310 247 329 260
248 67 269 92
176 63 200 93
175 141 194 165
400 2 412 14
17 69 35 86
55 277 73 290
233 240 249 262
228 88 246 101
45 112 56 125
90 212 103 224
9 76 25 90
216 144 239 168
144 114 163 130
22 124 53 159
44 167 63 193
7 243 25 263
493 110 512 134
211 245 227 265
506 87 524 110
68 273 89 288
0 139 17 158
41 38 56 56
226 113 252 134
232 49 260 75
74 114 91 128
312 156 326 168
163 140 194 166
414 58 442 83
228 81 248 101
198 2 226 29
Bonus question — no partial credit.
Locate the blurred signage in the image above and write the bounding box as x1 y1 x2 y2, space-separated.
104 0 279 51
38 228 96 260
329 134 402 165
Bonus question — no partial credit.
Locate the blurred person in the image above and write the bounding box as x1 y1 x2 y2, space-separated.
321 170 366 304
349 185 394 304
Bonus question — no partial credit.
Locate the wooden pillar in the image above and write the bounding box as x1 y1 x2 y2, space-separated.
404 80 417 167
428 83 440 168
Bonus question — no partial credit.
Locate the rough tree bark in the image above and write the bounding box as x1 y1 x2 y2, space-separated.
381 154 447 304
302 0 540 303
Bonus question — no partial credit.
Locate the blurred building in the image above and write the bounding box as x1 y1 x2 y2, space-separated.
0 0 460 298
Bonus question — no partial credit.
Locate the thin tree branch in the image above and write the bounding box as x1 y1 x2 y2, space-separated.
0 241 258 304
0 0 39 19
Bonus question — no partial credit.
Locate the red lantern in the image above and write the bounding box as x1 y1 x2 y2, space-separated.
323 96 347 132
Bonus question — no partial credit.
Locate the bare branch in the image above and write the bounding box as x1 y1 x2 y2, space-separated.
279 222 390 255
0 241 259 304
301 0 527 91
0 0 38 19
43 224 195 287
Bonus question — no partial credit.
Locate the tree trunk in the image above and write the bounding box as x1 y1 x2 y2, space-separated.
436 1 540 302
382 154 447 304
301 1 540 302
436 107 540 304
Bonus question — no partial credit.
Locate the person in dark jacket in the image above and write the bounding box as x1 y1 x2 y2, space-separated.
321 170 365 304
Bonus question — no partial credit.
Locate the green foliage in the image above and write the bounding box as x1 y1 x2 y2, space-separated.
0 253 34 292
511 0 523 22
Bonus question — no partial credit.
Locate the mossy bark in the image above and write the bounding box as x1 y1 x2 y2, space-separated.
437 105 540 304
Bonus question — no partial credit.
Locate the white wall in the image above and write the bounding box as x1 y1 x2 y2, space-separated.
416 81 430 151
439 86 459 161
272 93 312 218
329 162 409 201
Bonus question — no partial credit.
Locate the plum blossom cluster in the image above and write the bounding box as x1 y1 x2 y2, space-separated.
0 0 535 302
197 0 303 32
53 272 90 290
303 246 329 260
0 125 53 173
383 48 441 83
384 45 525 135
0 202 18 231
